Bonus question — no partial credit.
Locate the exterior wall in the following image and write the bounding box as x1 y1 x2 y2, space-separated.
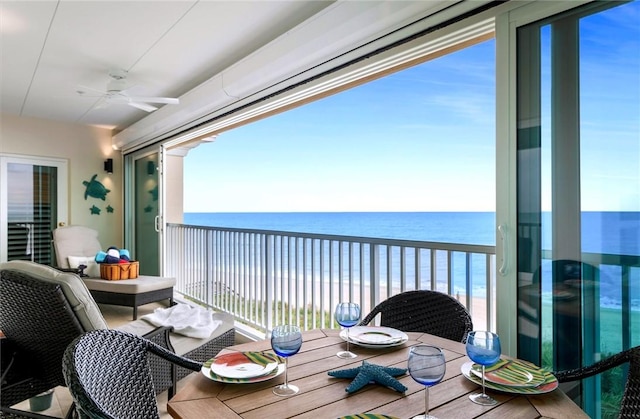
165 153 184 224
0 113 123 248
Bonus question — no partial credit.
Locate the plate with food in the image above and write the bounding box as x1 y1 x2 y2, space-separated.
469 358 546 387
461 360 558 394
202 352 284 383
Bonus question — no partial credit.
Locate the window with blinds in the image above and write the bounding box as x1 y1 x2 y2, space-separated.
6 163 57 264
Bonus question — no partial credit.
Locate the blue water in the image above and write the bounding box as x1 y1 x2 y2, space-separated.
185 211 640 254
184 212 496 245
184 211 640 310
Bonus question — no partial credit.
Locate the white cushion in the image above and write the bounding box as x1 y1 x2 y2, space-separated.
82 275 176 294
68 255 100 278
53 225 102 269
0 260 108 331
117 309 234 356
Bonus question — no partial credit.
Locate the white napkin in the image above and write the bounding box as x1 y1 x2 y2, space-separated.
141 304 221 339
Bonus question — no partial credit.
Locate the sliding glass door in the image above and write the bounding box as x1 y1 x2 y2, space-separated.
511 2 639 417
124 148 162 276
0 155 68 264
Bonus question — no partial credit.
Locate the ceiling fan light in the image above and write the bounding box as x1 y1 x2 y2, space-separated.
107 78 127 93
108 68 128 80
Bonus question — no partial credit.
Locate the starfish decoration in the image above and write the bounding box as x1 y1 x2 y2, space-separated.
328 361 407 394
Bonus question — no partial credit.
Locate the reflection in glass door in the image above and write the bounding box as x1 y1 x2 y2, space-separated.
516 2 639 418
0 155 68 264
125 151 160 276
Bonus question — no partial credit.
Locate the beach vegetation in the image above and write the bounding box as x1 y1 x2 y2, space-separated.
543 341 626 419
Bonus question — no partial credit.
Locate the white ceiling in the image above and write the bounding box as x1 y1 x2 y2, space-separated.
0 1 335 132
1 1 493 145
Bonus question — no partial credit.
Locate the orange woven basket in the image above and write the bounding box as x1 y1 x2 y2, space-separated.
100 261 139 280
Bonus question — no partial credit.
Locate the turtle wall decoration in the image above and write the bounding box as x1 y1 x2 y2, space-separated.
82 174 110 200
149 184 158 201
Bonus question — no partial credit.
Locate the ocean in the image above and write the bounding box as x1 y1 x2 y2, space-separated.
184 211 640 253
183 211 640 311
184 212 497 245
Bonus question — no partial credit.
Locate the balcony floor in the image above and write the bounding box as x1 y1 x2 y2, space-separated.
11 301 247 418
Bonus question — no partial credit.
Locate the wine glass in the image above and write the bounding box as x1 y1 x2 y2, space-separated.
465 331 501 405
334 302 360 358
270 324 303 396
408 345 446 419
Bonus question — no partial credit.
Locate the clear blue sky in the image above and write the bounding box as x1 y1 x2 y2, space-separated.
185 39 496 212
184 2 639 213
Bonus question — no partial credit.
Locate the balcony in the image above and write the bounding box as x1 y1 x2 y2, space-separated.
166 222 639 353
166 223 498 339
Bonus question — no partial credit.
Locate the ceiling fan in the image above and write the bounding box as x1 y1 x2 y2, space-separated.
77 69 179 112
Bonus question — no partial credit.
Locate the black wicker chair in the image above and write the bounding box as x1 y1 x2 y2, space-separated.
0 268 85 419
359 290 473 343
554 346 640 419
0 262 210 418
62 330 201 419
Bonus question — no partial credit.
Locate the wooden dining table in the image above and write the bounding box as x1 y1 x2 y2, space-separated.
167 328 588 419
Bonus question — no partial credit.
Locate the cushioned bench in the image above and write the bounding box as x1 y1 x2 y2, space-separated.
53 225 175 320
81 275 175 320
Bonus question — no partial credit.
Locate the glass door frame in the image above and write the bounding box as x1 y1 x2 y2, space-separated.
494 0 592 357
0 153 69 262
497 2 639 417
124 145 165 276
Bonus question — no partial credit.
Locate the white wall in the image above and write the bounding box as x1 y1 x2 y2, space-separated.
0 113 123 248
165 154 184 224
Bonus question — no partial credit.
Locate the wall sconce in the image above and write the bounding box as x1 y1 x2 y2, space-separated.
147 161 156 175
104 158 113 174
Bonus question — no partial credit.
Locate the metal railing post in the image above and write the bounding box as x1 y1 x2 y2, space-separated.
370 243 380 317
265 234 273 333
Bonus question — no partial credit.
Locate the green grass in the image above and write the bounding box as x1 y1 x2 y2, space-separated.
186 291 335 330
541 341 626 419
542 303 639 353
540 304 638 419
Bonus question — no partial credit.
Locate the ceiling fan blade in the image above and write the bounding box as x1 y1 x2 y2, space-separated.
77 71 177 113
103 94 158 112
127 96 179 105
127 101 158 112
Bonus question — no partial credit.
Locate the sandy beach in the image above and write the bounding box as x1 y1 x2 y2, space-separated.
268 280 491 332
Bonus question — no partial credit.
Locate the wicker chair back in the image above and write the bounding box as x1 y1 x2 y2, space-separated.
62 329 201 419
359 290 473 343
555 346 640 418
0 269 86 411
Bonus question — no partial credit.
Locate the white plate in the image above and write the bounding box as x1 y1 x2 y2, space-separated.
209 351 279 379
340 326 408 348
202 355 285 384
